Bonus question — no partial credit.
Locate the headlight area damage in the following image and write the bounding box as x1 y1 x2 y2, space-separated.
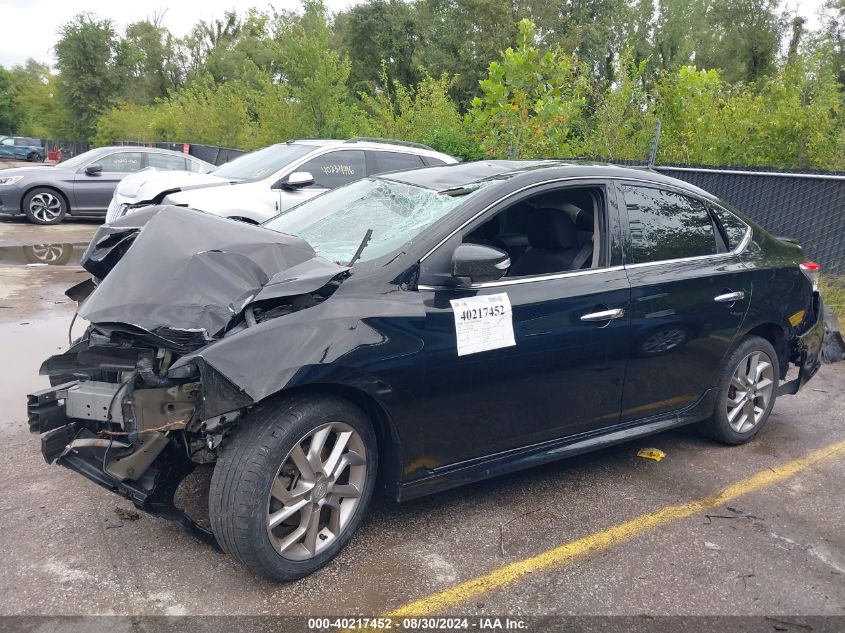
28 206 350 546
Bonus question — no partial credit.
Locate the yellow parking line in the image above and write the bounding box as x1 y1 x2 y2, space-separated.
387 439 845 618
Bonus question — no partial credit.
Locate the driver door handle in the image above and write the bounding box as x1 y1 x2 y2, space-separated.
581 308 626 322
714 291 745 303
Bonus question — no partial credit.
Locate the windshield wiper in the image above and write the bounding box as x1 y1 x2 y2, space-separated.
346 228 373 267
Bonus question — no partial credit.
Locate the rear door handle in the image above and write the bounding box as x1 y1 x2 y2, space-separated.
581 308 625 322
714 291 745 303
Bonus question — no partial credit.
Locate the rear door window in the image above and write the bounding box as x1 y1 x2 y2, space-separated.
187 158 209 173
621 185 717 263
298 150 366 189
370 151 425 174
148 153 187 171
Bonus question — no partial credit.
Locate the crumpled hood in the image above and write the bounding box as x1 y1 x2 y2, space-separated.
114 169 232 203
77 206 348 349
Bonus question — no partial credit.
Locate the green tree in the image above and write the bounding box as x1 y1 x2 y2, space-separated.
5 60 70 138
653 0 709 72
818 0 845 90
359 67 480 158
54 13 121 139
697 0 783 83
414 0 522 109
467 18 589 158
116 19 183 104
584 51 656 160
335 0 419 94
534 0 649 84
0 68 17 133
275 1 356 137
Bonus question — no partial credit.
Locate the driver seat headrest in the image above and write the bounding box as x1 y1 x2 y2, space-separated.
525 207 577 250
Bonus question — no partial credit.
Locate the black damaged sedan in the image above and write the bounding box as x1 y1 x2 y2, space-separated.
29 161 826 580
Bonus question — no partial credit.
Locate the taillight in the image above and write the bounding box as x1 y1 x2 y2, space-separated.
800 261 820 292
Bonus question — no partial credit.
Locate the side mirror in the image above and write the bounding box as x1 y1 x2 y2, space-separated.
85 164 102 176
280 171 315 190
451 243 510 285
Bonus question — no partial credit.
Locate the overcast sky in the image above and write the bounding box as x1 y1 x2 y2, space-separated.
0 0 830 69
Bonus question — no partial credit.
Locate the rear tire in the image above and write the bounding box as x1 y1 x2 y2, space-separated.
209 395 377 581
22 188 67 225
699 335 779 445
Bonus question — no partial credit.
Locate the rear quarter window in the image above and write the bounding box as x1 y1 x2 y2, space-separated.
710 205 749 250
371 151 425 173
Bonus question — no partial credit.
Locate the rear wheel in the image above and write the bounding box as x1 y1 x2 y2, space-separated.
699 335 778 445
209 395 377 581
23 188 67 225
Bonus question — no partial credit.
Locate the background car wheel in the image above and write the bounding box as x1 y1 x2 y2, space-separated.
209 395 378 581
699 335 779 445
22 188 67 225
23 243 74 265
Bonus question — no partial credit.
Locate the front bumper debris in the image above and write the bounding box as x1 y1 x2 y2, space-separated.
30 382 219 550
778 294 826 396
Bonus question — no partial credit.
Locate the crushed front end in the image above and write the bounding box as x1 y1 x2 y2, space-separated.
28 326 249 547
28 205 349 546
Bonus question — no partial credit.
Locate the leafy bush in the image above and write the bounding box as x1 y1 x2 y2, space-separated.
467 19 590 159
358 67 478 158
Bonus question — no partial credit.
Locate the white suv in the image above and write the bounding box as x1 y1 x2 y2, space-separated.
106 138 457 224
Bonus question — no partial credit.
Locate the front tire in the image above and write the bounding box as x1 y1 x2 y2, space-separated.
209 395 377 581
22 188 67 224
699 335 779 445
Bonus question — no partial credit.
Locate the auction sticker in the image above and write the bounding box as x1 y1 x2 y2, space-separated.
450 292 515 356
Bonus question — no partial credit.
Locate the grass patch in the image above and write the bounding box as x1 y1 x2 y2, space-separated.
821 274 845 323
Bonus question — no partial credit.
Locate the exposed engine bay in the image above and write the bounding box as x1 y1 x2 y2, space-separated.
28 205 352 545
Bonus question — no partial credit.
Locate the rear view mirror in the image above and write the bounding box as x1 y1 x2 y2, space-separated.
281 171 315 190
85 164 102 176
451 243 511 284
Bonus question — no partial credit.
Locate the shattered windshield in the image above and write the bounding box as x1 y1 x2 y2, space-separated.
264 177 488 265
212 143 313 181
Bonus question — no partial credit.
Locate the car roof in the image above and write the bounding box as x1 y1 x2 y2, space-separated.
281 138 455 160
379 159 714 199
88 146 211 163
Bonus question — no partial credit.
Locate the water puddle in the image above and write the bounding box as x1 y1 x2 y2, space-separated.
0 314 87 435
0 243 86 267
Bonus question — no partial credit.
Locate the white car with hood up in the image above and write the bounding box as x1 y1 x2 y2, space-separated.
106 138 457 224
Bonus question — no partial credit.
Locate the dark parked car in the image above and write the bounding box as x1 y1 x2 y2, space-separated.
0 136 45 162
0 146 214 224
29 161 826 580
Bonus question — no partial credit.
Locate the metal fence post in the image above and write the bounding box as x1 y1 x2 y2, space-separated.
647 120 661 169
